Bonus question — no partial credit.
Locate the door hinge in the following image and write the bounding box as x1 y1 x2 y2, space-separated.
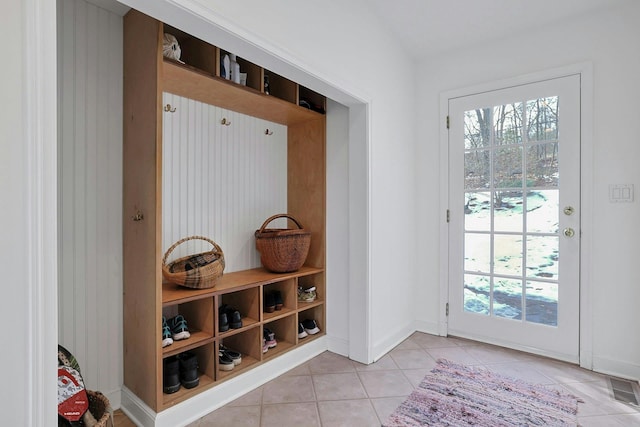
446 209 450 223
446 303 449 316
446 115 450 129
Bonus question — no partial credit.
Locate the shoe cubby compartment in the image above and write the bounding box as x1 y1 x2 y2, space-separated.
219 48 264 92
264 69 297 103
162 297 214 357
262 315 297 361
162 24 218 77
236 57 263 91
263 279 296 322
216 326 262 381
162 343 215 407
218 287 260 337
298 86 326 114
298 305 324 343
297 272 324 309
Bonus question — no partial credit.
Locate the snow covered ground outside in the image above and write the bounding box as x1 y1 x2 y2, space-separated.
463 190 559 326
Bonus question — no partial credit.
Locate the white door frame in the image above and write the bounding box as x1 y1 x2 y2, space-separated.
439 63 594 370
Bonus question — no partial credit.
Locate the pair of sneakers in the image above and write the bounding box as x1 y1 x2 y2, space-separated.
163 351 199 394
162 315 190 348
297 286 317 303
218 344 242 371
262 328 277 353
298 319 320 339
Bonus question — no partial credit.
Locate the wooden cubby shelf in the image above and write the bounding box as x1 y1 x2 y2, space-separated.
162 331 214 358
158 266 325 407
162 266 324 304
124 8 326 413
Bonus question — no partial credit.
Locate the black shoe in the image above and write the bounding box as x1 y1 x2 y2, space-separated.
302 319 320 335
221 304 243 329
178 352 199 389
220 344 242 365
298 323 308 339
219 311 229 332
228 309 242 329
218 350 235 371
273 290 284 310
163 356 180 394
264 292 275 313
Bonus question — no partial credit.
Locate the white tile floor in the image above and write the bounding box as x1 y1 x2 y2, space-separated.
188 332 640 426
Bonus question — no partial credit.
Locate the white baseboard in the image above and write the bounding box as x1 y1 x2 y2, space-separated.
120 388 155 426
326 335 349 357
593 355 640 382
369 321 442 362
414 319 440 336
371 323 415 363
121 337 328 427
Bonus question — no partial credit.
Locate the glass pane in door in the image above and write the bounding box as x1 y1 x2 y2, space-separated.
462 96 560 326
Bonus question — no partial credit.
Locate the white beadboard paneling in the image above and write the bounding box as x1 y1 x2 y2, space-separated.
57 0 123 403
162 93 288 272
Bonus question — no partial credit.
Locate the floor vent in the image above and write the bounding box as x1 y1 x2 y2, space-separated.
609 377 640 406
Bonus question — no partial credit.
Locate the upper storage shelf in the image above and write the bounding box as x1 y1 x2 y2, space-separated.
162 24 325 126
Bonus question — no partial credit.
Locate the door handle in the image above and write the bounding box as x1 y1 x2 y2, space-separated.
563 228 575 238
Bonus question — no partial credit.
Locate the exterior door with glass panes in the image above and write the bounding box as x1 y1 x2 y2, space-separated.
447 75 580 362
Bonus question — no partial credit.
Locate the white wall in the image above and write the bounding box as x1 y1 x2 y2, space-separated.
161 93 288 271
416 2 640 379
57 0 124 406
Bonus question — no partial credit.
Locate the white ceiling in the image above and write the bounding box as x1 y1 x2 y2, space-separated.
102 0 630 60
368 0 632 59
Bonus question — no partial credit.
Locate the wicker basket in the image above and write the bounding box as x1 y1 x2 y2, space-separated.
87 390 112 427
162 236 225 289
255 214 311 273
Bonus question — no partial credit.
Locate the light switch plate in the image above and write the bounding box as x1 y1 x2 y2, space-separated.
609 184 634 203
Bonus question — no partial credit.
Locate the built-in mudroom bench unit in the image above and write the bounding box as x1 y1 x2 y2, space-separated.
123 8 326 417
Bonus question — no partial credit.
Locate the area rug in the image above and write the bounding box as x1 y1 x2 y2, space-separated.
384 359 581 426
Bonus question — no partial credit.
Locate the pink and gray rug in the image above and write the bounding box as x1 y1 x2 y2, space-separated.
384 359 581 426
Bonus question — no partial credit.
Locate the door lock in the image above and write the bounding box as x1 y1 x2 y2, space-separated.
563 228 575 238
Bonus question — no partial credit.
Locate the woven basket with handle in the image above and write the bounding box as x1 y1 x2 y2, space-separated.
162 236 225 289
87 390 113 427
255 214 311 273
